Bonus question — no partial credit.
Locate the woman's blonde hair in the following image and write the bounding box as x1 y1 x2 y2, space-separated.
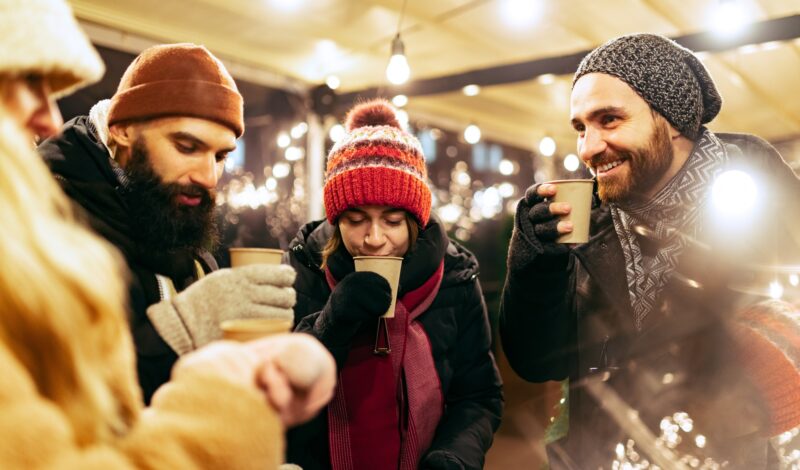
0 81 139 445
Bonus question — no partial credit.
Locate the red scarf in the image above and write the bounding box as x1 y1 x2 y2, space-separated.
325 261 445 470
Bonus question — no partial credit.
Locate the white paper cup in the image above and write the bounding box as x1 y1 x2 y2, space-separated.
550 179 594 244
229 248 284 267
353 256 403 318
220 318 293 342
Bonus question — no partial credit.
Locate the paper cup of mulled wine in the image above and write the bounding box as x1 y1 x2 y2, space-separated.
229 248 284 267
353 256 402 318
220 318 293 342
549 179 594 244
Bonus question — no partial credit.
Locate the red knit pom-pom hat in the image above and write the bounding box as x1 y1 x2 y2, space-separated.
731 300 800 436
323 99 431 226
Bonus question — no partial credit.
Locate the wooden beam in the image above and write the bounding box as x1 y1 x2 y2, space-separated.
337 14 800 108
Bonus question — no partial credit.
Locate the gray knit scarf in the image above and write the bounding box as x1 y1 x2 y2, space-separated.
611 130 728 330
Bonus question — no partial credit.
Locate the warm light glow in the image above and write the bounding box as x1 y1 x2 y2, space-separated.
695 434 707 449
499 159 515 176
290 122 308 139
500 0 541 27
396 109 409 129
266 177 278 190
462 84 481 96
285 146 304 161
769 280 784 300
539 136 556 157
439 204 463 224
329 124 345 142
464 124 481 144
538 73 556 85
564 153 580 172
456 171 471 186
790 274 799 287
710 0 747 36
498 182 516 198
277 132 291 148
325 75 340 90
392 94 408 107
711 170 758 217
273 162 291 179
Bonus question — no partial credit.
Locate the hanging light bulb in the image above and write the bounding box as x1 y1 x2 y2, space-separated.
464 124 481 144
386 34 410 85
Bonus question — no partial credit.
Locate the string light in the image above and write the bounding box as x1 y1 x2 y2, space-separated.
325 75 340 90
391 94 408 107
464 124 481 144
564 153 580 171
329 124 345 142
539 136 556 157
277 132 291 148
462 84 481 96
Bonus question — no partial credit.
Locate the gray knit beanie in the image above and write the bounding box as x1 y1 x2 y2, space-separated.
573 33 722 140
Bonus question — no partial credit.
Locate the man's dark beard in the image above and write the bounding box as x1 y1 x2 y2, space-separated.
121 138 219 253
595 118 674 204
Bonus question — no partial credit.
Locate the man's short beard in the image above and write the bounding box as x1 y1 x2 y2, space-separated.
596 117 674 204
122 138 219 253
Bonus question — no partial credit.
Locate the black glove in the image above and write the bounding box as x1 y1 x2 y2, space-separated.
313 271 392 349
507 183 570 272
420 450 465 470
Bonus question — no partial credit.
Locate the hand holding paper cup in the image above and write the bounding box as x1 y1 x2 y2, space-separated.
549 179 594 244
353 256 402 318
229 248 284 267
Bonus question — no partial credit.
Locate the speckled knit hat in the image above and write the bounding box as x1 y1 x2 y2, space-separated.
574 33 722 140
732 300 800 436
323 99 431 226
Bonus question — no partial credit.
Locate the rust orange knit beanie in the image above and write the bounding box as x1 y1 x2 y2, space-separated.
108 43 243 137
323 99 431 226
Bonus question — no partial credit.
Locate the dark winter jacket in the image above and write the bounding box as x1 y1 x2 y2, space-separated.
285 216 503 470
38 115 216 404
500 132 800 468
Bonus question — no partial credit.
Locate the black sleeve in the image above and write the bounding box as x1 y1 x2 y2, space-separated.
424 279 503 470
126 270 178 405
499 252 576 383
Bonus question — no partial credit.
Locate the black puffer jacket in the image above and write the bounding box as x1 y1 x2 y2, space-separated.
501 133 800 468
38 116 216 404
285 216 503 470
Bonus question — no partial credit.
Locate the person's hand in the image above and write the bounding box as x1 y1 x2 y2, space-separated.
312 271 392 348
246 333 336 427
172 333 336 427
146 264 297 355
507 183 572 272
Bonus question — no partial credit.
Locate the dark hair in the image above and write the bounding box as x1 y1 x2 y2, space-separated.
320 211 420 269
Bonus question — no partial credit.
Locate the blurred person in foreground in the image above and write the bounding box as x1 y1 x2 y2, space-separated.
38 41 296 402
501 33 800 468
0 0 335 467
284 100 502 470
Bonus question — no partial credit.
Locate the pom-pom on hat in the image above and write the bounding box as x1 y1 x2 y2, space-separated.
323 99 431 226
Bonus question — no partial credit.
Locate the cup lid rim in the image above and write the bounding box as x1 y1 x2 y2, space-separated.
546 178 595 184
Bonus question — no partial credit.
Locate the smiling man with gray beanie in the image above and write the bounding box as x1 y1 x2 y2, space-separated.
501 33 800 468
38 43 296 403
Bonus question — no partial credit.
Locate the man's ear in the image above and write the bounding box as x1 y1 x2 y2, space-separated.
108 123 136 166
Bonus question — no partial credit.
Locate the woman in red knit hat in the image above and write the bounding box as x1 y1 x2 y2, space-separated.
285 99 503 470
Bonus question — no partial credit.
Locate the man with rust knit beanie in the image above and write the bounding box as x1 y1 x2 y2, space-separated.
38 44 296 403
501 33 800 468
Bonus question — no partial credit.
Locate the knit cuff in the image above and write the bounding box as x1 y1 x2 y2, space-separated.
146 301 195 356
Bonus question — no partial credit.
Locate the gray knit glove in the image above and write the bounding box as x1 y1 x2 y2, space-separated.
147 264 297 355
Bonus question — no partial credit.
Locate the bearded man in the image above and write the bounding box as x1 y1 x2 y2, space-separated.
501 34 800 468
39 43 296 403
